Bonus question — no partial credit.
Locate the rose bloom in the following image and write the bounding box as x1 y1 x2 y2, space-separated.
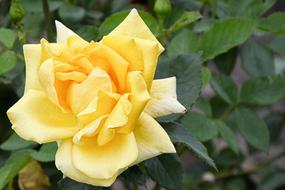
7 9 186 186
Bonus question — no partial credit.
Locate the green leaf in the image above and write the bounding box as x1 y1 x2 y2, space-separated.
0 28 17 48
59 3 85 22
0 150 31 189
198 18 256 61
163 123 216 169
269 36 285 57
215 120 239 154
181 112 218 142
57 177 108 190
0 51 17 75
168 11 202 33
0 133 37 151
99 10 158 37
210 75 238 105
259 12 285 34
156 53 202 111
30 142 57 162
235 107 270 151
195 97 212 117
144 154 182 190
257 169 285 190
221 0 276 18
214 48 237 75
77 26 99 41
167 29 197 58
201 67 212 88
240 75 285 105
241 39 274 77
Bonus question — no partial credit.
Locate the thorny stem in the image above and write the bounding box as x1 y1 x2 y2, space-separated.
42 0 53 41
214 150 285 180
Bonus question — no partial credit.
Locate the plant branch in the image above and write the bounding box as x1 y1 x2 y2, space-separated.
215 150 285 180
42 0 53 41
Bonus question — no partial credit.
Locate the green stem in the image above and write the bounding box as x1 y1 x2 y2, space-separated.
42 0 53 41
7 179 14 190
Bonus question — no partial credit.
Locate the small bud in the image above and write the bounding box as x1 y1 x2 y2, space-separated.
154 0 172 17
9 0 25 23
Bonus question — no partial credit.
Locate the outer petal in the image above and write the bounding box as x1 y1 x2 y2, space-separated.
55 139 118 187
134 112 176 164
7 90 79 144
108 9 164 53
55 21 82 43
145 77 186 118
23 44 43 93
72 133 138 179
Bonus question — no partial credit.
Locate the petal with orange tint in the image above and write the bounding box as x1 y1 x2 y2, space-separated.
68 67 113 114
88 43 128 92
101 35 144 71
7 90 79 144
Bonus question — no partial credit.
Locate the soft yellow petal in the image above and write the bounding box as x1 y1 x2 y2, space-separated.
55 139 118 187
38 58 60 107
96 94 131 146
105 93 131 129
73 115 108 145
101 35 144 71
135 38 160 89
78 91 119 126
55 21 82 43
7 90 79 144
68 67 112 114
117 71 150 134
87 43 128 92
23 44 43 93
145 77 186 117
72 133 138 179
108 9 164 53
134 112 176 164
101 36 160 89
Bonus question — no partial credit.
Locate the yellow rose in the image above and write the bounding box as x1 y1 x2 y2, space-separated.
7 9 186 186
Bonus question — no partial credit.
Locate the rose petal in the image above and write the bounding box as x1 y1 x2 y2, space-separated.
7 90 79 144
72 133 138 179
55 21 83 43
134 112 176 164
56 139 118 187
101 36 160 89
68 67 113 114
23 44 44 93
108 9 164 53
117 71 150 134
145 77 186 117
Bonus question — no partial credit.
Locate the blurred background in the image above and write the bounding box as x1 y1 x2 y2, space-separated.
0 0 285 190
